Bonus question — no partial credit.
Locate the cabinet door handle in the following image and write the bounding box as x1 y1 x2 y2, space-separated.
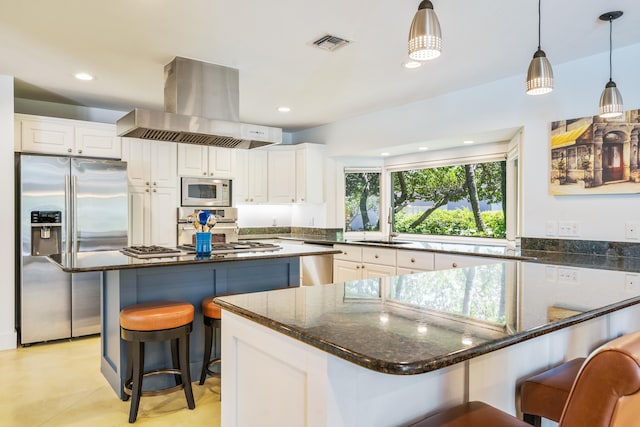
78 149 83 154
210 173 214 176
356 265 360 269
411 258 415 263
145 181 150 186
153 189 157 192
452 262 458 268
203 172 207 175
250 198 254 202
374 255 379 259
67 148 72 153
343 252 347 255
291 198 295 202
145 188 149 192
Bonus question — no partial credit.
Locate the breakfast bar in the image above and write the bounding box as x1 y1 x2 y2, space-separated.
214 260 640 427
49 242 340 398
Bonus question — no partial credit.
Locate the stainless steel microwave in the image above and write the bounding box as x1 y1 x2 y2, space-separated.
180 177 232 207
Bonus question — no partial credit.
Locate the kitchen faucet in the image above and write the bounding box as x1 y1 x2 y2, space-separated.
387 207 399 243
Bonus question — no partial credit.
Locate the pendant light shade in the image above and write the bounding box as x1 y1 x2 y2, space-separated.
408 0 442 61
598 11 624 118
526 0 553 95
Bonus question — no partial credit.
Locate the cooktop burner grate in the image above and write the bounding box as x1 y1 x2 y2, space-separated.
177 241 281 254
121 245 182 258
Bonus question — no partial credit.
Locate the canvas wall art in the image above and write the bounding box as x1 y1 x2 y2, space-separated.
550 109 640 195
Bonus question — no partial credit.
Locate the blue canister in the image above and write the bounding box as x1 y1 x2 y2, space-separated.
195 231 212 255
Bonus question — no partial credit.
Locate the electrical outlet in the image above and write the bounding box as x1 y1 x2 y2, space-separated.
625 274 639 292
625 222 639 239
558 221 579 237
558 267 579 283
545 221 557 236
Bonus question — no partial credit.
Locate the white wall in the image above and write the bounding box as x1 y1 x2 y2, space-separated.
1 75 16 350
292 43 640 242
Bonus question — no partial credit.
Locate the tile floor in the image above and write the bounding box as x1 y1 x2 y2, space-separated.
0 336 221 426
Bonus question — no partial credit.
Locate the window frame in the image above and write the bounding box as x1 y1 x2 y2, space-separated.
384 145 518 245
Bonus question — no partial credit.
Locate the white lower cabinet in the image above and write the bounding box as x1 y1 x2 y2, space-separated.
333 259 364 282
396 250 435 274
433 253 501 270
333 244 507 282
128 185 177 247
333 244 397 282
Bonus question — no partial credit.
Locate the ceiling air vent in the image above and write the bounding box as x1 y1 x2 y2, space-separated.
312 34 351 51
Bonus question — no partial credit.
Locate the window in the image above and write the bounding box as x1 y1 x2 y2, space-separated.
344 170 381 232
391 160 506 238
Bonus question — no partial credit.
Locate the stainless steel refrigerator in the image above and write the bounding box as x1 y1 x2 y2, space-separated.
17 154 128 345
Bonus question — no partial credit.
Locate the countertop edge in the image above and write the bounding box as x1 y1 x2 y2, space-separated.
47 245 342 273
215 292 640 375
277 236 530 261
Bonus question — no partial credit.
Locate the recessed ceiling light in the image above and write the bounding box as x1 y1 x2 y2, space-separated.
381 152 390 156
418 147 429 151
463 140 475 144
402 60 422 69
277 106 291 112
74 72 94 81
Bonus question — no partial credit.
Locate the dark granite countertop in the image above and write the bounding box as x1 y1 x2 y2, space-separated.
216 260 640 375
47 243 341 273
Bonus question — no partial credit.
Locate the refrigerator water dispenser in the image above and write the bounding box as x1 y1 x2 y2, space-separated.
30 210 62 256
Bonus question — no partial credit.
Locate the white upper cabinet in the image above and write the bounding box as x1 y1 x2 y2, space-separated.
177 144 235 178
295 143 324 203
268 149 296 203
16 114 121 158
235 149 268 204
123 138 177 189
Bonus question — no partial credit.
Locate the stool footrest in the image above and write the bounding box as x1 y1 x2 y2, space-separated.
124 369 186 398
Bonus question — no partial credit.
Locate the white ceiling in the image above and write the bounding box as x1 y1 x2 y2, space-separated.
1 0 639 139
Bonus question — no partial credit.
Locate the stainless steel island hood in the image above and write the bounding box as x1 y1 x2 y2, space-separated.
116 57 282 149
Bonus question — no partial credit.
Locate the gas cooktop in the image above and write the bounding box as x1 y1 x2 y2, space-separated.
121 245 182 258
177 241 281 254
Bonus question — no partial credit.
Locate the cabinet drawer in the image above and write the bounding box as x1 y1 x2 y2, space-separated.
434 253 500 270
333 244 362 262
361 247 396 266
396 250 435 270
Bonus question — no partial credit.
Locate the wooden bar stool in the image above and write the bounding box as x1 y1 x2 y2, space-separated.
520 357 585 426
199 295 222 385
409 331 640 427
120 301 196 423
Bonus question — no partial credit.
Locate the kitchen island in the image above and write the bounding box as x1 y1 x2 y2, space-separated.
215 260 640 427
49 242 340 398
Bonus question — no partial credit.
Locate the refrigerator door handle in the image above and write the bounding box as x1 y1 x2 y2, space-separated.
65 175 72 255
72 175 78 254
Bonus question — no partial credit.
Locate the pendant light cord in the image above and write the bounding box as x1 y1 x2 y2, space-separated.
537 0 541 50
608 18 613 82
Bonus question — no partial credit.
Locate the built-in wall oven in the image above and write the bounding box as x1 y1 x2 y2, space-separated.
181 177 231 207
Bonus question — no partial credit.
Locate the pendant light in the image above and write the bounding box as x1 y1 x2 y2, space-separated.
525 0 553 95
408 1 442 61
598 11 624 118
